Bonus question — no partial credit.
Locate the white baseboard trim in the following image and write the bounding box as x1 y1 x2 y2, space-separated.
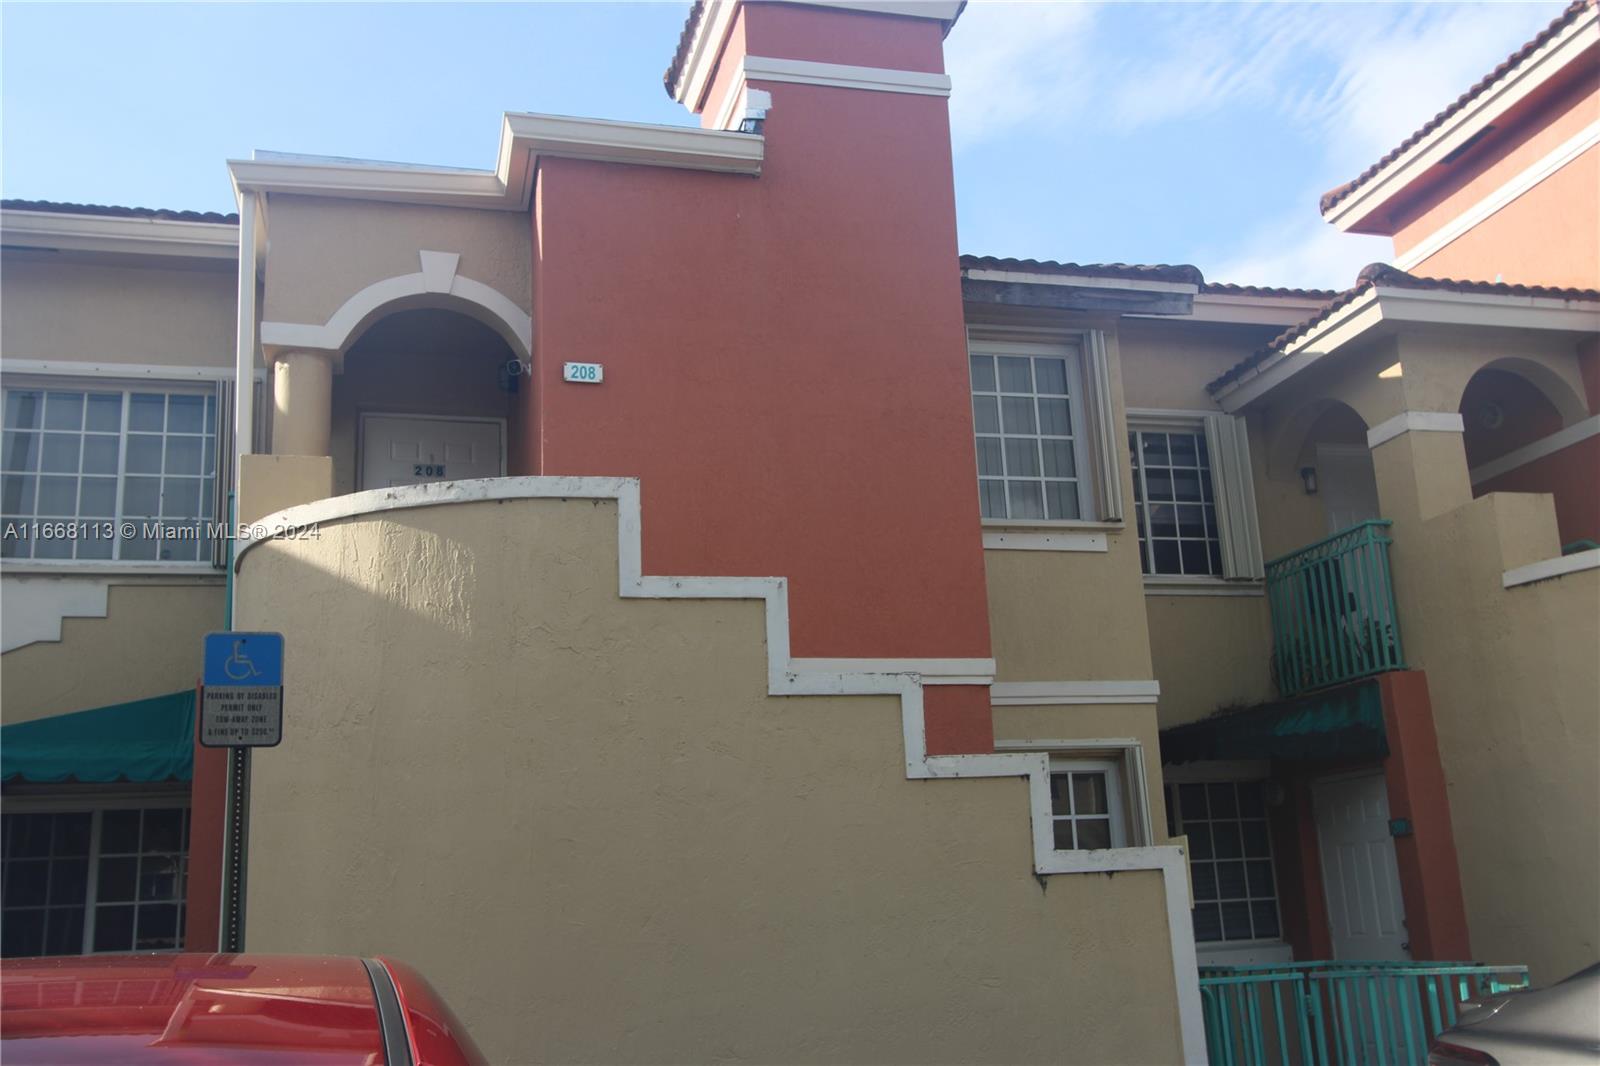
982 530 1108 552
992 680 1161 706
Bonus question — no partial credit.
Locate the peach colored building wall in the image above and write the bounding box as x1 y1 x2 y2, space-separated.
1474 435 1600 545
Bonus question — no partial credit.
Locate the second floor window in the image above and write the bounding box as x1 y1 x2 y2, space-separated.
971 341 1092 522
2 385 218 563
1130 426 1222 577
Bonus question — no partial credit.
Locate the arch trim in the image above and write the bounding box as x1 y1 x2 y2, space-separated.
260 269 532 360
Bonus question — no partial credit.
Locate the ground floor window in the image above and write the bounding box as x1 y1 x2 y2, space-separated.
1 802 190 958
1166 780 1281 943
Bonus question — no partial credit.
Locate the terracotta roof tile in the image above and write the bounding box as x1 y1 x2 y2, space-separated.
1 198 239 224
960 254 1203 286
664 1 706 100
1200 282 1339 300
1320 0 1596 215
1206 263 1600 394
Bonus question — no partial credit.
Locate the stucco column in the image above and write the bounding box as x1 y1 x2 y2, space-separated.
1367 413 1472 524
271 349 334 457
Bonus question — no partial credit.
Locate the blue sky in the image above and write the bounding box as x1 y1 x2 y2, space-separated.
0 2 1564 289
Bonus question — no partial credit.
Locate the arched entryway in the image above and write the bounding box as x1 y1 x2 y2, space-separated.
330 308 524 496
1294 401 1377 535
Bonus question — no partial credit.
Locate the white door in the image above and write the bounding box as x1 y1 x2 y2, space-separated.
1312 773 1409 960
1317 444 1380 534
359 415 504 490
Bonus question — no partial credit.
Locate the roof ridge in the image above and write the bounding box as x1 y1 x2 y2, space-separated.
959 254 1203 286
1320 0 1596 215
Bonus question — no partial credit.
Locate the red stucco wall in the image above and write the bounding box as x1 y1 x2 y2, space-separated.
1474 434 1600 546
523 9 991 677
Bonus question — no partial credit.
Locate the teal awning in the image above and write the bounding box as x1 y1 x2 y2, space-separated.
2 690 195 783
1160 680 1387 765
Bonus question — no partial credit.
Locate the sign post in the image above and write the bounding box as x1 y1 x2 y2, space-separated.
202 631 284 952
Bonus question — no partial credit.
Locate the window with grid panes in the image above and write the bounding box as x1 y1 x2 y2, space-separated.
2 386 218 562
1129 426 1222 576
1165 781 1281 943
1 805 190 957
970 345 1092 522
1048 758 1127 851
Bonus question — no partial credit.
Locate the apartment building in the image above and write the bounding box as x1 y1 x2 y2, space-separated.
2 2 1594 1062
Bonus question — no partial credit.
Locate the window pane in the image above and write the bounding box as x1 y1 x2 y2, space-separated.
1178 783 1208 820
49 859 88 905
52 814 90 857
1044 482 1080 521
4 391 43 430
44 909 85 956
2 432 40 472
1034 358 1068 395
1221 901 1253 940
1003 438 1040 478
1212 823 1244 860
1238 782 1266 818
164 437 202 476
96 858 137 903
1144 469 1173 501
43 393 84 431
1152 540 1180 574
1072 772 1108 815
1193 904 1222 942
1007 481 1043 520
125 436 162 475
978 480 1006 519
79 478 117 518
142 810 184 854
1041 439 1076 479
975 438 1003 477
101 811 141 853
161 478 201 518
1150 503 1176 536
4 861 48 906
81 436 119 476
123 477 160 518
136 903 179 950
1247 860 1275 897
3 474 38 514
1049 773 1072 816
1180 540 1212 576
36 477 78 516
1177 505 1206 538
93 905 135 952
972 396 999 434
997 357 1031 393
1215 861 1247 899
1000 397 1036 435
166 395 206 434
1208 783 1239 818
84 393 122 433
1242 821 1271 858
1173 469 1204 502
3 912 45 958
969 355 995 392
1076 818 1111 850
1251 900 1280 939
1051 821 1075 851
1192 864 1218 902
1169 433 1198 466
39 435 80 474
1141 433 1169 467
1186 824 1212 860
128 395 165 433
138 856 180 902
1037 398 1071 436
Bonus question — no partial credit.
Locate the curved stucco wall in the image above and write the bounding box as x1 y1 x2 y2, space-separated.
236 496 1184 1064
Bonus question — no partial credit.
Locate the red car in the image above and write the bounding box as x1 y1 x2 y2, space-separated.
0 953 487 1065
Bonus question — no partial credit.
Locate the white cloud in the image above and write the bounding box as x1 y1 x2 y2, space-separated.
946 0 1566 288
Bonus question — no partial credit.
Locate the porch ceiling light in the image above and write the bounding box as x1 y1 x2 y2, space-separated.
1299 466 1318 495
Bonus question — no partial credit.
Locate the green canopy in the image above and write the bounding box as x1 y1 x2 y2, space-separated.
2 690 195 783
1160 680 1387 765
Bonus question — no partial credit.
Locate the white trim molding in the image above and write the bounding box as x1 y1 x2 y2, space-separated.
1143 577 1264 597
990 680 1161 706
260 251 533 361
0 208 237 261
742 55 951 97
0 360 239 382
1503 548 1600 589
235 475 1204 1064
1470 415 1600 484
0 576 110 652
1367 410 1464 449
1324 4 1599 231
982 530 1107 552
1396 118 1600 271
228 111 763 214
788 657 995 685
1214 286 1600 412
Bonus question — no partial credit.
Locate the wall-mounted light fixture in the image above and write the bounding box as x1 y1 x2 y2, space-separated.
1299 466 1318 495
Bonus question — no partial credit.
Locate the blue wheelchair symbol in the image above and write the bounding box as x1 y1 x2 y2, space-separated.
204 632 284 688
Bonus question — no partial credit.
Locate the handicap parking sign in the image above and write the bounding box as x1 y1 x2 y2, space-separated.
204 632 283 688
202 632 285 748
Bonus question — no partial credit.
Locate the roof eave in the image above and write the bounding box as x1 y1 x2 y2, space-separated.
1322 7 1599 233
0 208 239 261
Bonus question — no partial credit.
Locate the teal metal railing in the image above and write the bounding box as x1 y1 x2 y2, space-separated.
1266 521 1405 697
1198 961 1530 1066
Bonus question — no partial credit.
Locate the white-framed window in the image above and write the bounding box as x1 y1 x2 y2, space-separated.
1128 410 1263 581
1 384 218 562
1048 757 1129 850
971 341 1093 522
1 801 191 957
1130 426 1222 577
1165 780 1281 944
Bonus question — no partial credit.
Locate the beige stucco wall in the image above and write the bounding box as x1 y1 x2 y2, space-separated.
260 195 532 328
0 253 236 368
1144 595 1274 728
236 495 1186 1064
1 579 223 724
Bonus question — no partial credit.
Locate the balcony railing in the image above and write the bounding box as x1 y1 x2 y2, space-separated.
1266 520 1405 697
1199 961 1530 1066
